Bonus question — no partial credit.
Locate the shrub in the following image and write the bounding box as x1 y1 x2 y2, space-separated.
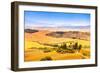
56 49 63 53
43 49 51 53
53 44 59 47
40 56 52 61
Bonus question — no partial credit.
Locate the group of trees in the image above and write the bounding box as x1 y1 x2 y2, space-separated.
39 42 82 61
59 42 82 52
37 41 82 54
73 42 82 52
52 42 82 54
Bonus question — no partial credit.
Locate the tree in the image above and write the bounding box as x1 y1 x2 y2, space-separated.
78 44 82 52
60 43 67 50
73 42 78 50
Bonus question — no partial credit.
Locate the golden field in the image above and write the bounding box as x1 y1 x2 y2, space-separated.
24 30 90 62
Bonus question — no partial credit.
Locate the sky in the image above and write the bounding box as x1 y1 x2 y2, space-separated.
24 11 90 28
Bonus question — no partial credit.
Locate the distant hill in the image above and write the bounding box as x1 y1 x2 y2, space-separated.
25 29 39 33
46 31 90 40
56 25 90 29
27 25 90 29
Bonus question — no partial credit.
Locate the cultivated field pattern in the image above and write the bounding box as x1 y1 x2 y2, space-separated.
24 29 90 62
